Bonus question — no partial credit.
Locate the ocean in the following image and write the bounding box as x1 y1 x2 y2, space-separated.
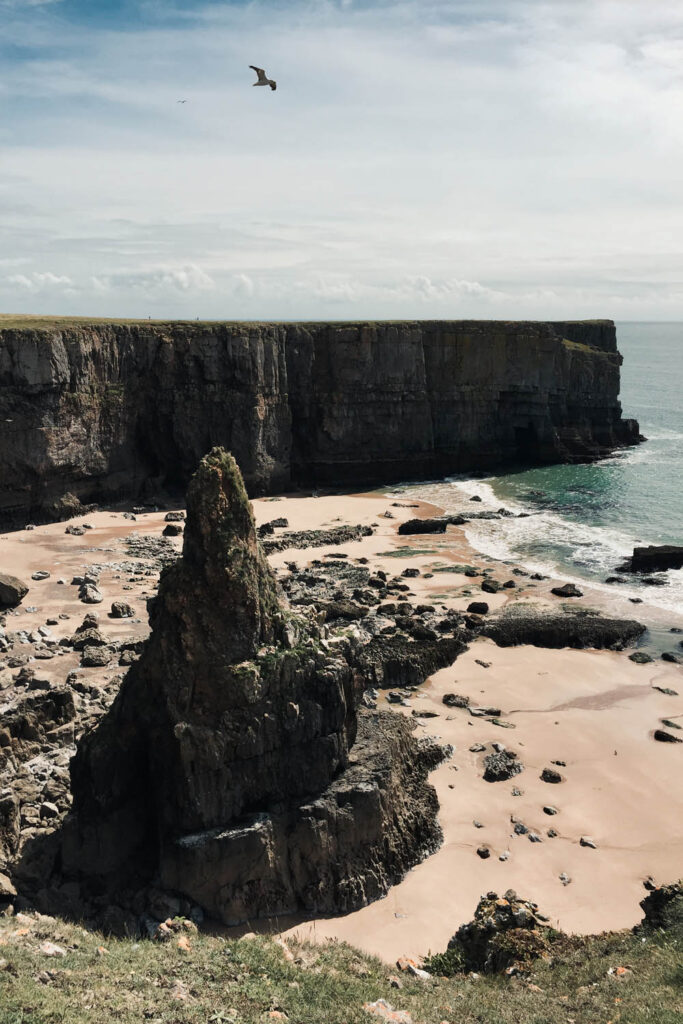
392 322 683 619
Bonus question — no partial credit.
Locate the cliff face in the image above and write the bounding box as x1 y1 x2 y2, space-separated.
0 318 640 521
61 449 445 926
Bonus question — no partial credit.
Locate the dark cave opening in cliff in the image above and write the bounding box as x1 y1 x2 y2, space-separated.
514 421 541 461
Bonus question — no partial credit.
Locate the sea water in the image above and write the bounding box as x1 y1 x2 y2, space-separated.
393 323 683 617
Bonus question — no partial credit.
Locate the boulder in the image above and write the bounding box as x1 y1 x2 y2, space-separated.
110 601 135 619
397 518 447 535
483 751 524 782
61 449 446 925
163 523 183 537
467 602 489 615
630 546 683 573
0 573 29 609
482 611 645 651
551 583 583 598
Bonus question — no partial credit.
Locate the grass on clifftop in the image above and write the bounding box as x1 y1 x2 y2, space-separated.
0 910 681 1024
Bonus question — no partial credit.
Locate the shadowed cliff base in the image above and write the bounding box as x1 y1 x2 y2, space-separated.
0 319 641 525
12 448 449 931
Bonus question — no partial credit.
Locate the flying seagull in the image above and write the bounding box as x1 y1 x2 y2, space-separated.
177 99 187 104
250 65 276 91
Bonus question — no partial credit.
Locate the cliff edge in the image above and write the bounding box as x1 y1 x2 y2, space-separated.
0 318 641 522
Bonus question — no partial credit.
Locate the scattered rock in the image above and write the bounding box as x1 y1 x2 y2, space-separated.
484 751 523 782
467 602 489 614
543 806 558 816
540 768 563 784
476 846 491 859
629 651 653 664
363 999 413 1023
0 574 29 609
81 647 112 668
443 693 470 708
31 571 50 581
559 873 571 886
79 585 103 605
39 942 67 957
654 729 682 744
551 583 583 598
65 525 86 536
580 836 598 849
109 602 135 619
162 523 183 537
164 512 185 522
481 579 502 594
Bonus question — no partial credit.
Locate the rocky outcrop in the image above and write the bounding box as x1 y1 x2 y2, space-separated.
425 889 555 976
0 319 641 523
58 449 445 926
639 880 683 931
619 545 683 573
481 611 646 650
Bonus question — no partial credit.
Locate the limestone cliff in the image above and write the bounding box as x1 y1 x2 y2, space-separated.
0 317 640 522
61 449 445 926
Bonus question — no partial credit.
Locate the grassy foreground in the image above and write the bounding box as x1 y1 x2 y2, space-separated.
0 910 681 1024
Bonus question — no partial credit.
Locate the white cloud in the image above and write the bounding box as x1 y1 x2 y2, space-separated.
7 271 74 290
90 264 215 294
0 0 682 318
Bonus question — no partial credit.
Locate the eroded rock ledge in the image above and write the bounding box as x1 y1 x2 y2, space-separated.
56 449 446 927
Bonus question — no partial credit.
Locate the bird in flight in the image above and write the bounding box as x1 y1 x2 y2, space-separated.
249 65 276 91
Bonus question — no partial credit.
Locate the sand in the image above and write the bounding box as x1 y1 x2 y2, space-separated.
2 490 681 964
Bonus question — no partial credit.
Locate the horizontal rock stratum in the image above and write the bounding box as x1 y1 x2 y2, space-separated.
0 317 640 522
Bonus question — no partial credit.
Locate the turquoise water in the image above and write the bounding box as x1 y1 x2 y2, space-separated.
398 323 683 615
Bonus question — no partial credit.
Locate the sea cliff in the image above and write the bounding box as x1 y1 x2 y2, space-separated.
0 317 640 522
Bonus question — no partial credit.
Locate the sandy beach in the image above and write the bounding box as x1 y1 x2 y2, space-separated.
1 487 681 964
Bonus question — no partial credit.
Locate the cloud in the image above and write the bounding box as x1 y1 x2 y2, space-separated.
6 271 74 290
91 264 216 294
0 0 682 317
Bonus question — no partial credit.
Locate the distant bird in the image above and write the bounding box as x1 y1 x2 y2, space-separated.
249 65 276 91
177 99 187 104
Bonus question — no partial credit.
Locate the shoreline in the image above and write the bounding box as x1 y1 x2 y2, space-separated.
1 483 681 965
250 488 682 961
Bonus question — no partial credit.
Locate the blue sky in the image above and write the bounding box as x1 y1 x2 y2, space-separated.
1 0 682 319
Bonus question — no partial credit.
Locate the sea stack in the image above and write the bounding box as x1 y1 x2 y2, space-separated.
62 448 444 926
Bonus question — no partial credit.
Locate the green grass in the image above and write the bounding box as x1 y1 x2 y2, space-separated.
1 911 680 1024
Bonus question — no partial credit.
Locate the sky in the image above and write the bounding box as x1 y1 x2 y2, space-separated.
1 0 683 320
